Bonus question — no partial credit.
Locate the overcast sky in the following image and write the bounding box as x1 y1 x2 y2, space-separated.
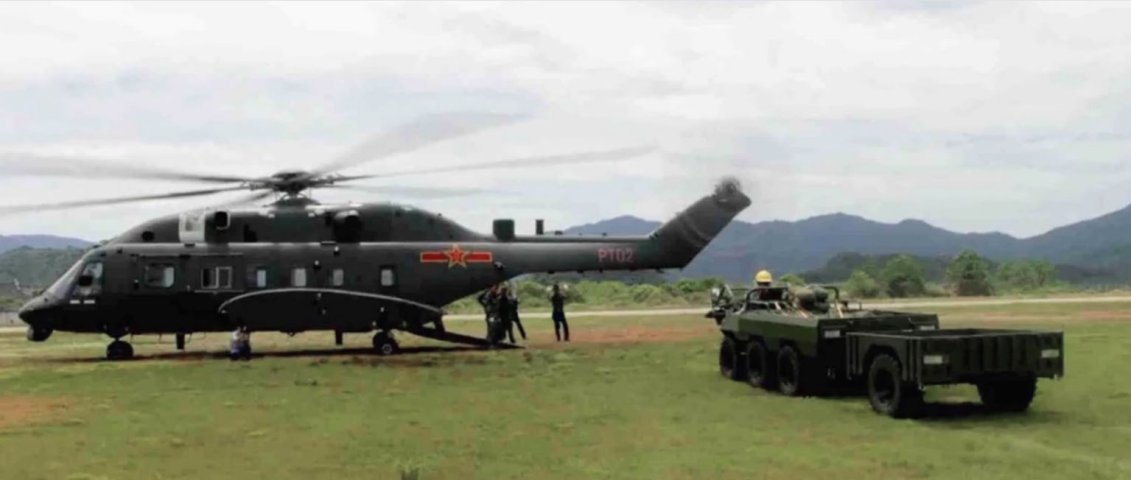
2 1 1131 241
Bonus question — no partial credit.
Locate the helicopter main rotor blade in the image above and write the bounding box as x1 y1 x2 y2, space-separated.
0 152 253 184
324 184 496 198
308 112 528 177
213 190 276 208
333 145 657 182
0 186 250 216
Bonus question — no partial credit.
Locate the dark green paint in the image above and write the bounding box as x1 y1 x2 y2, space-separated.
19 180 751 357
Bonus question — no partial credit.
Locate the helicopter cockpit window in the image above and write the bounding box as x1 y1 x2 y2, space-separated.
75 261 104 297
292 268 307 287
47 261 84 298
144 264 176 288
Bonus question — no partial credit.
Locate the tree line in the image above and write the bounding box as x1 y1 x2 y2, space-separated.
839 250 1060 299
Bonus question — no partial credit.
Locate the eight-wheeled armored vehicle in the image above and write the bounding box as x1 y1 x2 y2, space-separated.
716 285 1064 418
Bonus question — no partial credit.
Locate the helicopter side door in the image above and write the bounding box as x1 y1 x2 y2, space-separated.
128 255 185 333
184 253 245 331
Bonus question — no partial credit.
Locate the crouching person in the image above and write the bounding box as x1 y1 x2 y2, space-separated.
229 326 251 361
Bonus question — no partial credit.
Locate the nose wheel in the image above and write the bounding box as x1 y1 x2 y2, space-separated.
106 339 134 361
372 331 400 356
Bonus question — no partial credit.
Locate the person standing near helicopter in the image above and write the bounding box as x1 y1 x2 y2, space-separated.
504 281 527 342
550 283 570 342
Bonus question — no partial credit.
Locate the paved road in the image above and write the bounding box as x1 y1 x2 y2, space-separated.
4 295 1131 332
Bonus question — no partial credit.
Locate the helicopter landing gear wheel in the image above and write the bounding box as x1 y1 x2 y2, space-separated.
106 340 134 361
373 331 399 356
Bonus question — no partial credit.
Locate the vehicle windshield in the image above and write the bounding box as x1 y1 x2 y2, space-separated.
45 259 84 298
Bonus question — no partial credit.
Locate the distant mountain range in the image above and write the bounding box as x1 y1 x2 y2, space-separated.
4 202 1131 284
566 202 1131 282
0 235 91 254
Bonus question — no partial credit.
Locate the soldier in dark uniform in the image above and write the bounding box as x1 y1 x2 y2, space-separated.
550 283 570 342
504 282 527 342
482 284 506 345
497 283 518 343
477 288 493 332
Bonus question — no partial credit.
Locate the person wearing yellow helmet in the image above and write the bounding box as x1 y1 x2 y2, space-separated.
754 270 773 287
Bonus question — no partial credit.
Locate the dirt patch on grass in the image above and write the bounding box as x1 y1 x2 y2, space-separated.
543 324 715 346
0 395 70 429
1078 310 1131 321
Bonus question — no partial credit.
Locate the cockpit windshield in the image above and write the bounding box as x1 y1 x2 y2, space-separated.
76 261 104 297
44 252 105 299
46 260 84 298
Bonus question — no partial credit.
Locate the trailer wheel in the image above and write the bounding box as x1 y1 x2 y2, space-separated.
776 345 803 397
718 338 747 381
867 353 923 418
745 341 776 390
978 378 1037 412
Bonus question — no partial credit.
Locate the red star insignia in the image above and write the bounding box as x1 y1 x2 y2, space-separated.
444 244 467 268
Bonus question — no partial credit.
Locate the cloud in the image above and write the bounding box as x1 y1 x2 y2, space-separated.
2 2 1131 240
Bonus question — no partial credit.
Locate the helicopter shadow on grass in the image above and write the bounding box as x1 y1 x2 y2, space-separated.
41 344 521 365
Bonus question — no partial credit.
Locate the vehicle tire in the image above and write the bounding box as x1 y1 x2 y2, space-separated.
718 338 747 381
867 353 923 418
106 340 134 361
777 345 804 397
745 340 776 390
978 378 1037 412
373 331 399 356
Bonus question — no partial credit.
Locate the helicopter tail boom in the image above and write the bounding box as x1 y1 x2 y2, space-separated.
645 177 751 267
501 178 750 275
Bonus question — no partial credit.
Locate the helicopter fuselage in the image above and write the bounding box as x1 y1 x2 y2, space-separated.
19 180 752 353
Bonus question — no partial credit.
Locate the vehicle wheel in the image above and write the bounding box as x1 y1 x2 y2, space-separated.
978 378 1037 412
777 345 804 396
106 340 134 361
372 331 399 356
718 338 747 381
745 340 776 390
867 354 923 418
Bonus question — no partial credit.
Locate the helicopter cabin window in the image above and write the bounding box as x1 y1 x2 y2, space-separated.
292 268 308 287
331 269 345 288
75 261 104 297
201 266 232 290
144 264 176 288
379 267 396 287
255 268 268 288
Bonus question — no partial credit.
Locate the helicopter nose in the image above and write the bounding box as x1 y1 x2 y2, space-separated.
18 295 53 327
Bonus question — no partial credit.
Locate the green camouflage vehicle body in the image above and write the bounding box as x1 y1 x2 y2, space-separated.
716 285 1064 418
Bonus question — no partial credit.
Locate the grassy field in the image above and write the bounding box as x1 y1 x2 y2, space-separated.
0 301 1129 480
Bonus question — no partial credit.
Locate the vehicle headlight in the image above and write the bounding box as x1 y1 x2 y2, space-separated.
823 329 842 339
923 354 947 365
1041 349 1061 359
916 324 937 331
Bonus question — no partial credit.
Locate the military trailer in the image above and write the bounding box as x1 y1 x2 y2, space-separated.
716 285 1064 418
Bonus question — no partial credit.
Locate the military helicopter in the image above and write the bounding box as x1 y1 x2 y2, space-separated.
4 113 752 360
